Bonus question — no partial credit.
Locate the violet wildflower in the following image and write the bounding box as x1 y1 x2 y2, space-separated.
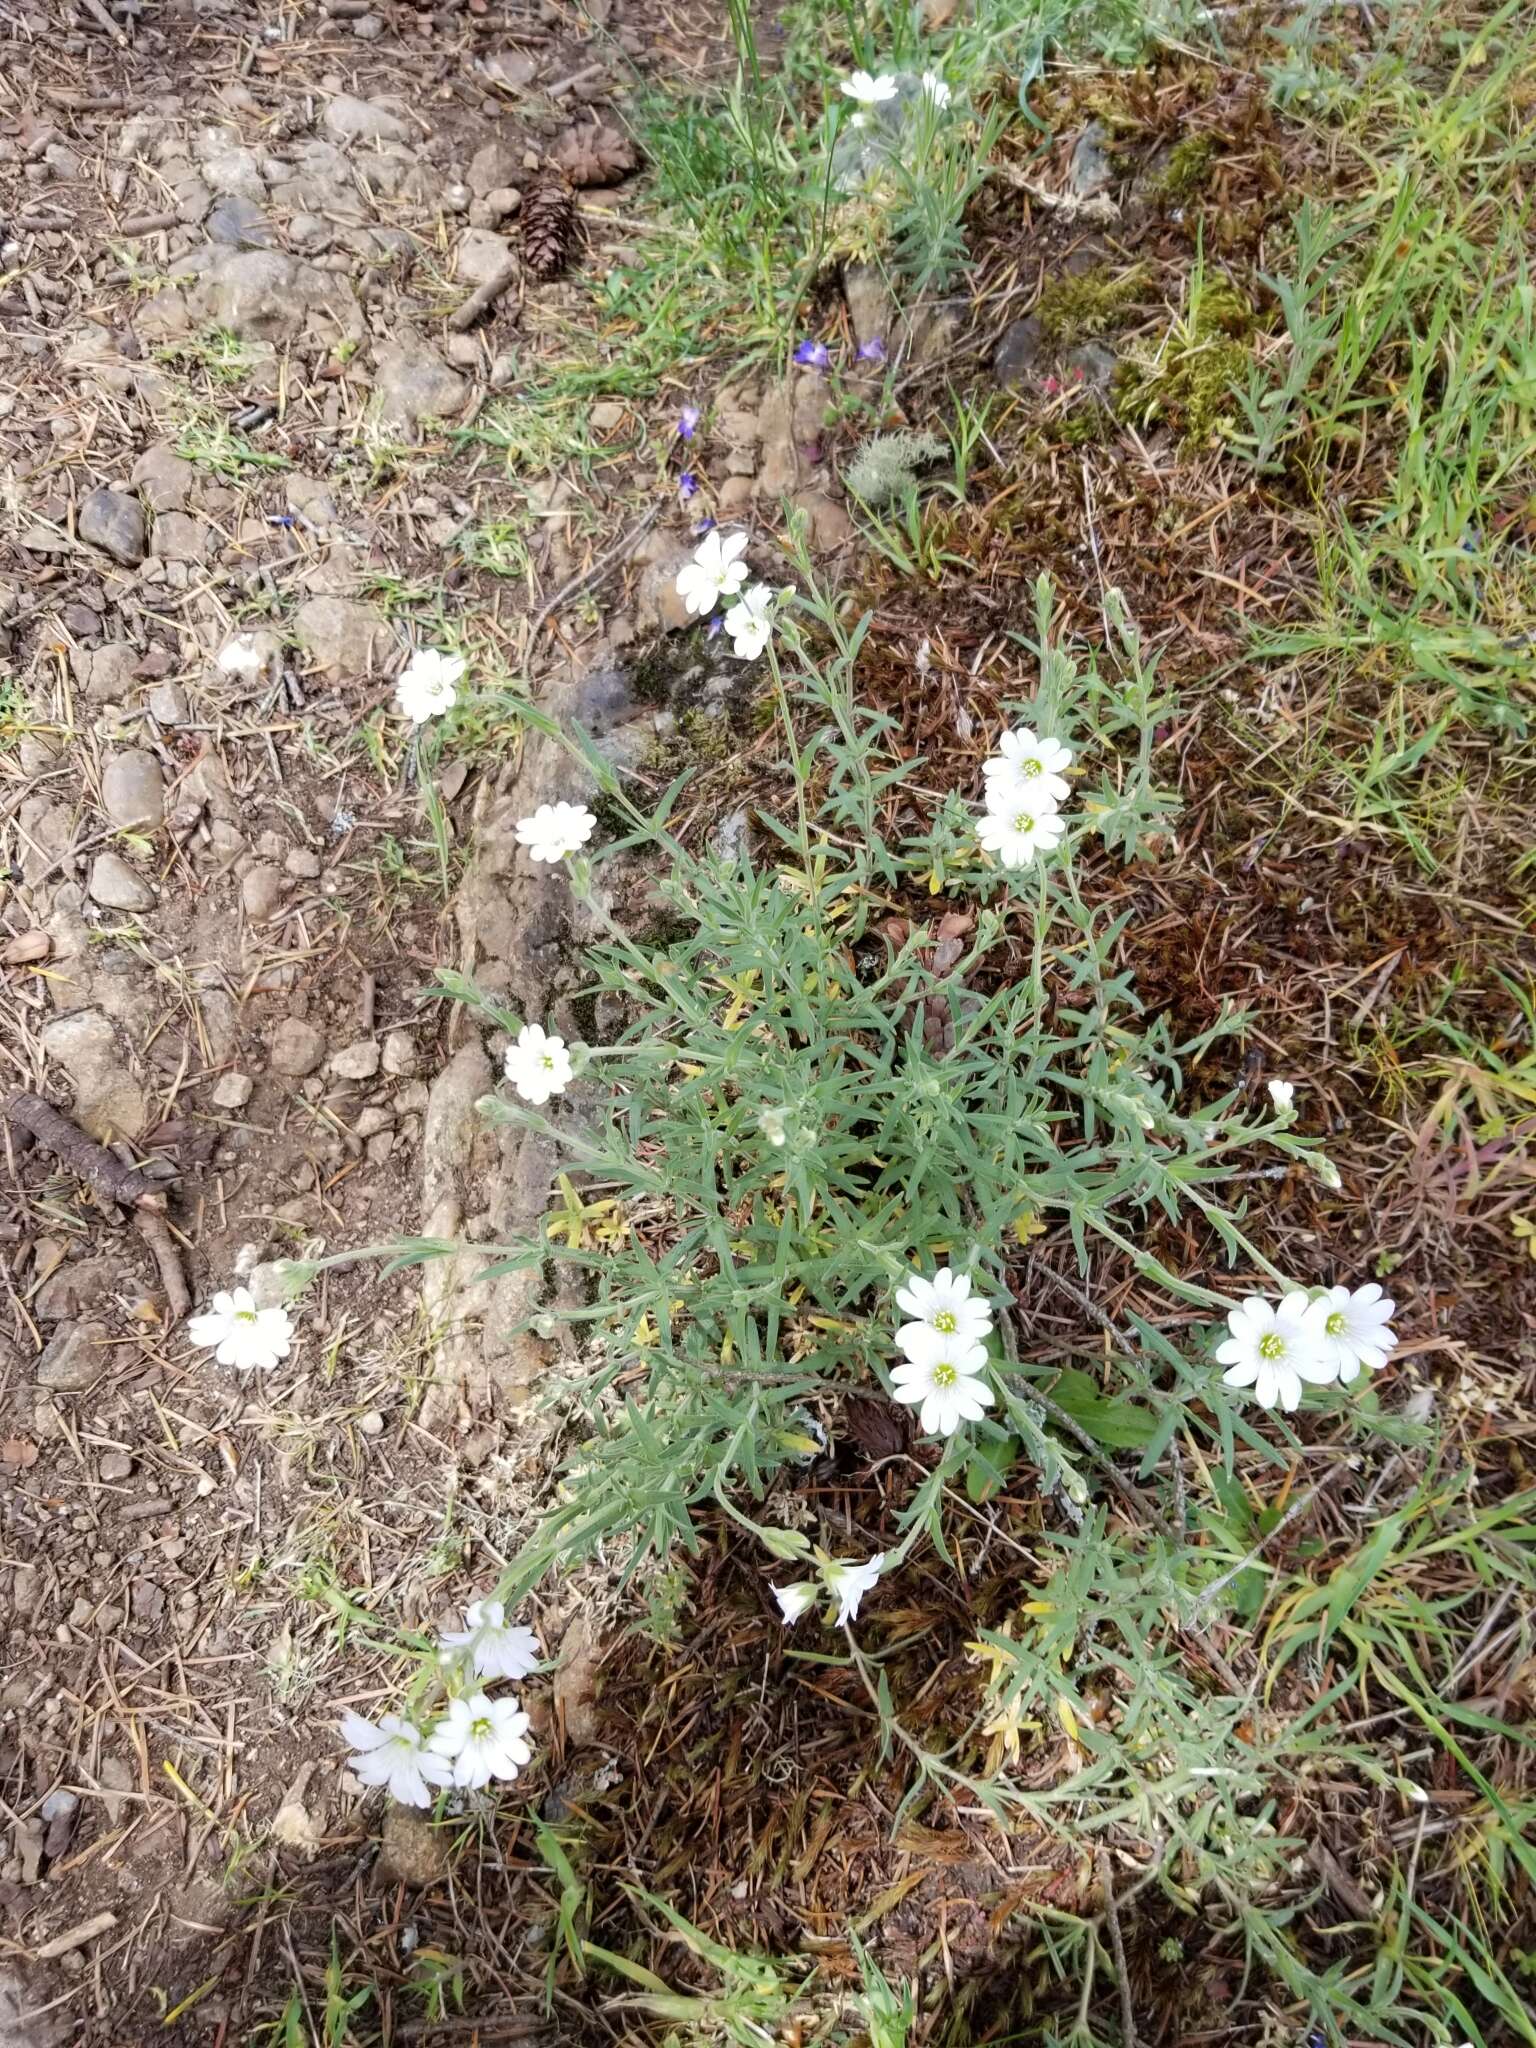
793 339 832 371
678 471 699 500
677 404 701 440
856 336 886 364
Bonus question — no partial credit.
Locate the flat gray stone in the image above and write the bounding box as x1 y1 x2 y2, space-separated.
131 443 195 513
241 864 286 921
322 93 411 144
102 749 165 831
372 341 467 433
88 851 155 912
41 1011 146 1140
269 1017 327 1076
211 1072 254 1109
330 1039 380 1081
36 1320 108 1392
293 596 389 677
70 641 139 704
78 489 146 567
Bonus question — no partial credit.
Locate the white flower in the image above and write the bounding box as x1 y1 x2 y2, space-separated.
977 801 1066 868
439 1599 541 1682
340 1710 451 1809
894 1265 994 1357
773 1582 817 1626
722 582 775 659
675 530 750 617
1216 1292 1336 1411
758 1105 789 1148
840 69 898 107
504 1024 573 1106
187 1287 293 1372
920 71 952 107
820 1553 886 1626
216 631 270 676
514 801 596 863
983 727 1073 808
1268 1079 1295 1114
1305 1284 1397 1381
395 648 465 725
890 1338 994 1436
426 1692 533 1791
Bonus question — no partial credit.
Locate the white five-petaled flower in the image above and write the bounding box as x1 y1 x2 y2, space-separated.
675 530 750 617
895 1265 994 1359
821 1553 886 1626
722 581 775 660
216 631 271 676
187 1287 293 1372
1306 1283 1397 1381
504 1024 573 1106
983 727 1073 809
977 801 1066 868
426 1692 534 1790
1216 1292 1334 1412
439 1599 542 1682
891 1337 994 1436
920 71 953 107
840 69 898 107
340 1710 451 1809
514 800 596 863
773 1582 818 1626
1268 1079 1296 1114
395 648 465 726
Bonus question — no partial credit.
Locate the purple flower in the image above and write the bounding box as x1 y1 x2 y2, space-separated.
677 404 702 440
706 615 724 639
692 515 716 537
793 339 832 371
856 336 886 364
678 472 699 500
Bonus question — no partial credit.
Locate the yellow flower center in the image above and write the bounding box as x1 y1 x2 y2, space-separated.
1020 757 1040 777
932 1360 958 1388
235 1310 257 1325
1258 1332 1285 1360
933 1309 957 1334
470 1716 492 1741
1013 813 1035 834
1326 1310 1347 1337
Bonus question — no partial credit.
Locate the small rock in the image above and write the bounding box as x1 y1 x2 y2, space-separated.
467 139 521 196
377 1805 450 1887
330 1040 380 1081
72 641 139 704
33 1257 114 1323
365 1131 394 1164
358 1409 386 1436
269 1018 327 1077
207 193 270 247
131 443 195 513
380 1030 418 1076
354 1107 393 1139
78 488 147 567
489 352 517 391
717 476 754 515
456 228 515 286
152 511 211 563
322 94 411 145
371 341 467 433
482 186 521 222
98 1757 135 1827
148 681 191 725
41 1012 145 1140
1068 120 1114 200
590 400 625 432
35 1321 107 1393
99 1452 133 1482
41 1788 79 1861
285 848 322 879
293 596 389 677
88 851 155 913
791 487 853 553
101 749 165 831
241 864 286 922
992 314 1045 387
352 11 384 36
211 1072 254 1110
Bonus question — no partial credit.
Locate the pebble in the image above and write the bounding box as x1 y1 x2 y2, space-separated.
330 1040 380 1081
241 864 287 922
590 400 625 431
101 749 165 831
35 1321 106 1393
78 488 147 567
358 1410 385 1436
352 11 384 35
269 1017 327 1077
147 680 191 726
381 1029 418 1076
211 1072 254 1110
285 847 322 878
99 1453 133 1482
88 851 155 912
354 1106 393 1139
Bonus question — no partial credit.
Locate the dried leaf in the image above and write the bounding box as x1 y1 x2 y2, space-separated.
2 931 51 966
1 1438 39 1469
843 1394 908 1460
551 121 637 188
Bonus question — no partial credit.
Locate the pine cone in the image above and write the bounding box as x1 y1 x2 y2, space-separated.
550 120 638 188
521 173 575 281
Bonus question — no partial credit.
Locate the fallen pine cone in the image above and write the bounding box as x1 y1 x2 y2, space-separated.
550 119 638 188
521 172 576 281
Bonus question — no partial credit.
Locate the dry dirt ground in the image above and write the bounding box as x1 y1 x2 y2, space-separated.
0 0 756 2036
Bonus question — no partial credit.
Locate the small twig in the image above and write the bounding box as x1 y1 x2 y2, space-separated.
447 258 520 333
1096 1851 1139 2048
990 163 1120 224
4 1094 167 1213
523 503 663 665
77 0 128 43
32 1910 118 1961
134 1210 191 1324
113 211 179 238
